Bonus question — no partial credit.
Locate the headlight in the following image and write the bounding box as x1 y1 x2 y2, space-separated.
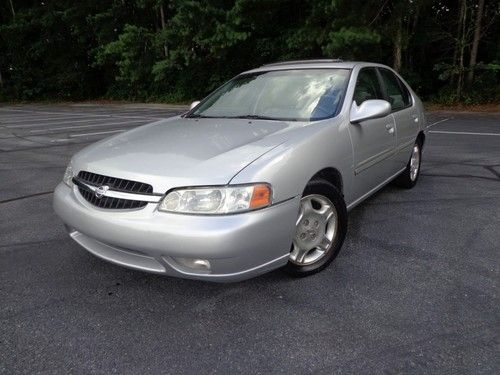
63 163 74 187
158 184 272 214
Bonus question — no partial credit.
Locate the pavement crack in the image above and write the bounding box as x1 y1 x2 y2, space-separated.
420 173 499 182
0 191 53 204
483 165 500 179
11 132 51 146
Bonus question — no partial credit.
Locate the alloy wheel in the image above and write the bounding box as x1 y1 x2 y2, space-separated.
290 194 338 265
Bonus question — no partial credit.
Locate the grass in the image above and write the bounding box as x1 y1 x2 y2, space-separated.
424 102 500 113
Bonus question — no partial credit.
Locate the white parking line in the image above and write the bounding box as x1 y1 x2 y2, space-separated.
28 119 147 133
6 117 147 129
5 117 107 128
426 118 451 128
1 115 90 125
0 113 75 121
428 130 500 136
0 108 164 120
69 129 126 137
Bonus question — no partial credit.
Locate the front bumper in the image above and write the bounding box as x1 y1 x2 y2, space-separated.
53 182 299 282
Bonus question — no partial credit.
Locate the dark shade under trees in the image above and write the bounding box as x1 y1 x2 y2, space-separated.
0 0 499 103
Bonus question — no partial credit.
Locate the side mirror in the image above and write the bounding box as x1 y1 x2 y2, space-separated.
190 101 201 110
350 99 391 123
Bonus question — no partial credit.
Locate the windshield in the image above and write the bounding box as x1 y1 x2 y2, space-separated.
188 69 351 121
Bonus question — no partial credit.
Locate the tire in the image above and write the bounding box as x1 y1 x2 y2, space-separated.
284 179 348 277
394 139 422 189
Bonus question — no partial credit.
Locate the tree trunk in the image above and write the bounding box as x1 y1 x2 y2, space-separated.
0 70 3 88
456 0 467 100
159 4 168 58
8 0 15 17
467 0 485 85
393 17 403 72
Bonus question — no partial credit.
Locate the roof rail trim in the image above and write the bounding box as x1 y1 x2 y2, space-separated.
262 59 344 67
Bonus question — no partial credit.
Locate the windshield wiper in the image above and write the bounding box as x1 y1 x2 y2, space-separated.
187 114 295 121
225 115 278 120
186 114 213 118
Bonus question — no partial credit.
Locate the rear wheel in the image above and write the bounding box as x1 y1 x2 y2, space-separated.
395 140 422 189
284 179 347 277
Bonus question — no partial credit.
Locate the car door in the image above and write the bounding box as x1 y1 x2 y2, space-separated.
378 68 419 170
349 67 398 200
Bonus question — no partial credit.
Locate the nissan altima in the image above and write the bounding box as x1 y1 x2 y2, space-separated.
53 60 426 282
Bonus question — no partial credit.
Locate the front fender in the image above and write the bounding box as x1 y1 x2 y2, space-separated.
230 116 354 205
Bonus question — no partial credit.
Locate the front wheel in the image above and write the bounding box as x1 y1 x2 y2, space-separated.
284 179 348 277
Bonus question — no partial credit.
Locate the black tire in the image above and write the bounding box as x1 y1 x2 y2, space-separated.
394 138 422 189
284 179 348 277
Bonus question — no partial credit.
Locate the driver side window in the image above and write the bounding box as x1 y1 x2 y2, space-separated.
353 68 383 106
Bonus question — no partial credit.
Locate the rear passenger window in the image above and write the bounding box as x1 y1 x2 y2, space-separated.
379 69 412 111
353 68 384 106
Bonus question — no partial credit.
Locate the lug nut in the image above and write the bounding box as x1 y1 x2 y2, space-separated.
300 233 306 239
304 219 309 226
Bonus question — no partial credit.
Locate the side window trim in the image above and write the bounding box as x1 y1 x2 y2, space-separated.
353 67 383 106
376 68 413 113
374 68 388 103
395 75 414 107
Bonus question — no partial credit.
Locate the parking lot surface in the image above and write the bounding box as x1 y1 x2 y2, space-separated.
1 104 499 374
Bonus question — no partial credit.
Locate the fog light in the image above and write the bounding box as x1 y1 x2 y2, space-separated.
175 257 211 271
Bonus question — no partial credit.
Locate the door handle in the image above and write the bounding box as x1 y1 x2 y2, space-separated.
411 114 419 123
385 123 395 135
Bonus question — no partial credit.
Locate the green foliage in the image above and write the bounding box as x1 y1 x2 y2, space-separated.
149 0 249 98
0 0 499 103
433 62 500 104
323 27 382 59
96 24 156 99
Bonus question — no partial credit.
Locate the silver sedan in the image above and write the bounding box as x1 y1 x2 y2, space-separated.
53 60 426 282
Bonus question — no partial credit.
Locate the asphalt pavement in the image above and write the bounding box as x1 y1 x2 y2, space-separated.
1 104 499 374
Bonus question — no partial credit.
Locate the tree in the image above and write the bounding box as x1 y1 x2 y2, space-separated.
8 0 15 18
0 0 498 103
467 0 485 84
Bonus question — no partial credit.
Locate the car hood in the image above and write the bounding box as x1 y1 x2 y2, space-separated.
72 116 298 193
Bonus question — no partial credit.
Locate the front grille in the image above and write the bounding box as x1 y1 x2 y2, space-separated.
76 171 154 209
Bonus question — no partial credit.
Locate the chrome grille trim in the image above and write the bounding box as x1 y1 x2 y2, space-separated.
74 171 162 209
77 171 153 194
73 178 162 203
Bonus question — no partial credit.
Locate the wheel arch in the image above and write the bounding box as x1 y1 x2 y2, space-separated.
309 167 343 195
417 131 425 148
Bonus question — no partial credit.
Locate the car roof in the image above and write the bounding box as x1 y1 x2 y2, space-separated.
243 60 390 74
